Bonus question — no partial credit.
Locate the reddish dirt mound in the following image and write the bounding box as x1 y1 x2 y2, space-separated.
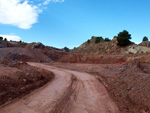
25 42 68 61
0 48 51 62
101 61 150 113
0 61 54 106
58 53 126 64
42 48 68 61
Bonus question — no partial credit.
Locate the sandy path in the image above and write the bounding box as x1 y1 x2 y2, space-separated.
0 63 119 113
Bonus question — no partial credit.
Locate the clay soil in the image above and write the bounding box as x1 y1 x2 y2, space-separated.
0 63 119 113
0 61 54 106
0 58 150 113
48 61 150 113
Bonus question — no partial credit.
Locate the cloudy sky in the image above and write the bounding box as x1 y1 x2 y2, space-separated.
0 0 150 48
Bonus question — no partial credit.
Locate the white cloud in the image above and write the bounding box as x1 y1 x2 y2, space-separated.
43 0 64 5
0 34 21 41
0 0 41 29
0 0 64 29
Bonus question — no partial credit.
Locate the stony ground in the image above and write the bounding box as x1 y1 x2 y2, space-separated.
0 63 119 113
0 59 150 113
0 61 54 106
48 61 150 113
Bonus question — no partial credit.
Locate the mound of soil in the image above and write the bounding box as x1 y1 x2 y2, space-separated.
0 48 51 62
0 61 54 106
58 54 126 64
42 48 68 61
26 42 45 49
97 61 150 113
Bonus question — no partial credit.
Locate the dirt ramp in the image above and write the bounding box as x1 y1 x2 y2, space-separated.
0 48 51 62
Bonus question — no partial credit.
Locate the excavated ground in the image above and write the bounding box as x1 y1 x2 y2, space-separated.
0 63 119 113
48 61 150 113
0 61 54 106
0 60 150 113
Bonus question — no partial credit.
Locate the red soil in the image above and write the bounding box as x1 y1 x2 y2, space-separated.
0 61 54 106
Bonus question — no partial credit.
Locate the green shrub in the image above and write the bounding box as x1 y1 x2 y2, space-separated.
95 37 103 44
117 30 131 46
87 39 90 43
142 36 148 42
0 36 3 40
104 38 111 42
4 38 7 42
64 47 70 52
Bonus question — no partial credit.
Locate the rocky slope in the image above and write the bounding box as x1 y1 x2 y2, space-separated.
1 37 150 64
58 37 128 63
58 37 150 64
0 40 68 62
72 36 125 54
0 61 54 106
139 41 150 47
0 48 51 62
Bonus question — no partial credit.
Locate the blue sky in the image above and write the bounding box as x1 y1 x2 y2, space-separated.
0 0 150 49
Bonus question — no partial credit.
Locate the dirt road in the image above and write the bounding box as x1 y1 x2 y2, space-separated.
0 63 119 113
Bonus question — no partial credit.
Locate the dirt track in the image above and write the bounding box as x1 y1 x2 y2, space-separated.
0 63 119 113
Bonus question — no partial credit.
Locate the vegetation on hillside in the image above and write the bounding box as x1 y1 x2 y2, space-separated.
4 38 7 42
104 38 111 42
143 36 148 42
64 47 70 52
95 37 103 44
117 30 131 46
87 39 90 43
0 36 3 40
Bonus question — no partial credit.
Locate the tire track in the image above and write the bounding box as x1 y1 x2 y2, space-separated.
0 63 120 113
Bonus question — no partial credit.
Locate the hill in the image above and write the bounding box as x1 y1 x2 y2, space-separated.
0 48 51 62
57 37 150 64
0 40 68 62
1 37 150 64
72 36 123 54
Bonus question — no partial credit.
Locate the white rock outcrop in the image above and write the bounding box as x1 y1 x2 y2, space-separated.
125 45 150 54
